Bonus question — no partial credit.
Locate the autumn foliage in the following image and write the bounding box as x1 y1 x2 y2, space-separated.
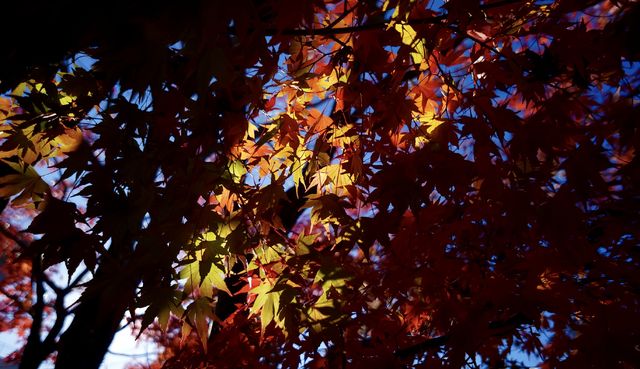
1 0 639 368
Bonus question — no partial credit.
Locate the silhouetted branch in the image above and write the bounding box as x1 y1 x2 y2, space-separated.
270 0 528 37
395 313 533 359
0 226 29 249
395 334 450 359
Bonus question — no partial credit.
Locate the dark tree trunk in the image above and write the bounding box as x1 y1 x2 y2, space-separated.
18 351 49 369
19 257 49 369
54 278 136 369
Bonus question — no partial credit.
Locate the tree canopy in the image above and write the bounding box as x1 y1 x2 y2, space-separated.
1 0 639 368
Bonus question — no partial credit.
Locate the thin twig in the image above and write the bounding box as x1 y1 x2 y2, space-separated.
325 3 358 30
269 15 445 37
0 285 30 311
41 288 68 354
267 0 528 37
0 226 29 249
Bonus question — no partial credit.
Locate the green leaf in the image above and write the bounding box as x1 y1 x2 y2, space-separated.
227 160 247 182
296 232 317 255
199 239 226 282
136 288 183 337
0 161 48 203
202 264 231 296
185 297 214 351
179 261 199 297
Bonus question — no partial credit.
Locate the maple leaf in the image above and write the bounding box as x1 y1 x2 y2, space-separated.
1 2 638 369
0 160 49 206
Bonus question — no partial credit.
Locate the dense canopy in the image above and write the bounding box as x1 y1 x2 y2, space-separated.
1 0 639 368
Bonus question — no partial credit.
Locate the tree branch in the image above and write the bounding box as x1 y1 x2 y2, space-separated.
0 286 30 312
18 256 47 369
41 289 69 354
0 226 29 249
394 313 533 359
324 3 358 30
270 15 445 37
268 0 528 37
395 334 450 359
